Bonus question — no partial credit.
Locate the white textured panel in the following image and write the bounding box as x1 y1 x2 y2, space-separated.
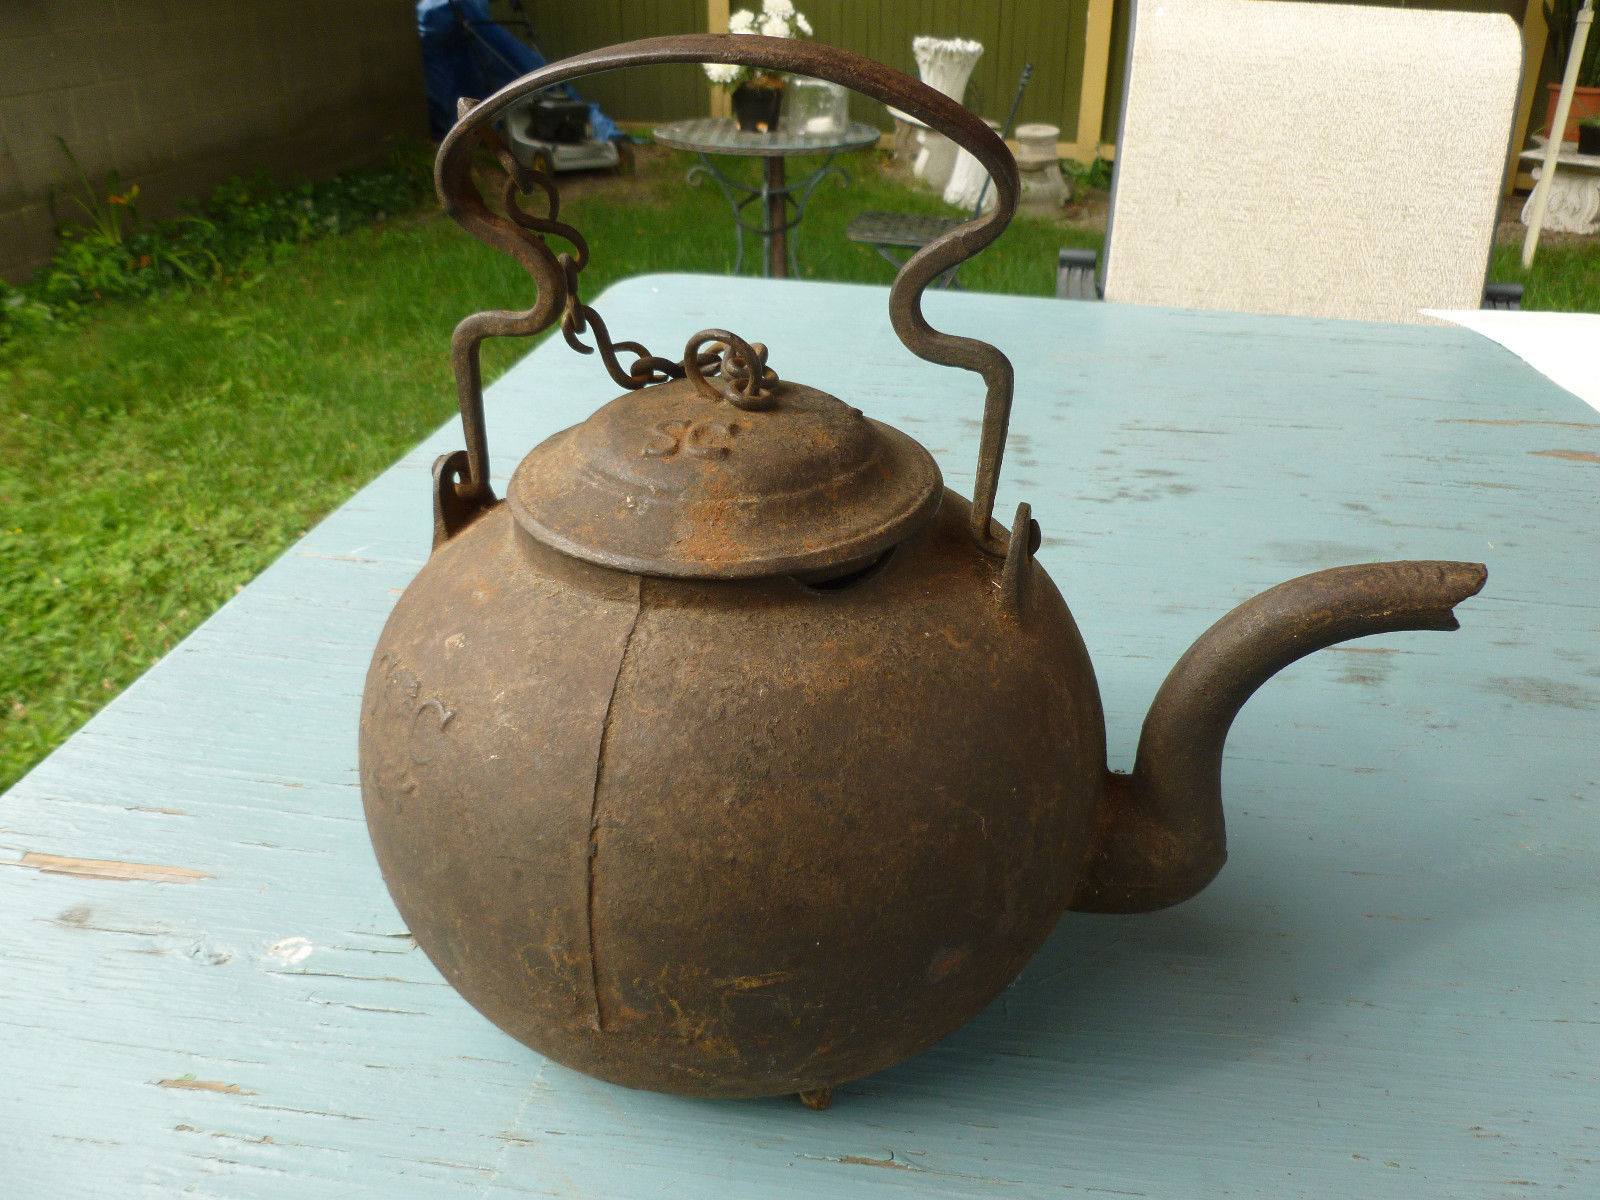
1105 0 1523 323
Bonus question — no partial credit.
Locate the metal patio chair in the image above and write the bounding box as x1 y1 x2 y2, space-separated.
847 65 1032 289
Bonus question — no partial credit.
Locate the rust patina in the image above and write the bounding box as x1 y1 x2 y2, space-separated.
359 36 1486 1102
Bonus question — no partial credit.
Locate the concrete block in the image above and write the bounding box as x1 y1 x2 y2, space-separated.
40 0 95 34
0 7 53 39
2 33 88 96
0 201 57 282
132 71 197 131
2 89 76 162
49 28 99 89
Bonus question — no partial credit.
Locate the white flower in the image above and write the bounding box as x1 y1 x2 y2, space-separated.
704 62 742 84
725 1 808 44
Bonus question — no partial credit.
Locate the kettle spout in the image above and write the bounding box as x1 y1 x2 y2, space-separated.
1069 560 1486 914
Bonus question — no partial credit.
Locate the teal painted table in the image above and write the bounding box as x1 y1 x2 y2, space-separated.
4 276 1598 1197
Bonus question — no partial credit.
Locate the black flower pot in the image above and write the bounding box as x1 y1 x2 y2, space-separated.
1580 124 1600 157
732 84 783 133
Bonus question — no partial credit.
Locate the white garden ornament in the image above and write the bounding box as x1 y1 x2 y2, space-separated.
943 118 1002 213
908 37 983 191
1014 122 1069 212
912 36 983 101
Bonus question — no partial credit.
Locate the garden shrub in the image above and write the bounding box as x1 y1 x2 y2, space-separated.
1 139 432 347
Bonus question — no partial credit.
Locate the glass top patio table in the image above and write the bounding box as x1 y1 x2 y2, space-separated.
652 117 882 278
652 116 882 156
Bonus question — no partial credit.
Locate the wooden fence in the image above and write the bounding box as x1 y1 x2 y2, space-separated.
512 0 712 125
518 0 1122 158
522 0 1557 191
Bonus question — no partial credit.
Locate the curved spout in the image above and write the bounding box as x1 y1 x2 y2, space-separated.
1069 560 1487 914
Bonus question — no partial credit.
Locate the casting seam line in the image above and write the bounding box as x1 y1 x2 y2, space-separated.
584 575 643 1031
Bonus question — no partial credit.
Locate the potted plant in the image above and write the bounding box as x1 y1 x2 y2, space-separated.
1543 0 1600 143
705 0 814 132
1581 115 1600 155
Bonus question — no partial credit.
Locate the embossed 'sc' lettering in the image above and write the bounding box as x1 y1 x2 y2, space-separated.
642 418 689 457
370 657 457 775
641 418 738 459
686 420 736 458
367 653 396 717
409 697 455 766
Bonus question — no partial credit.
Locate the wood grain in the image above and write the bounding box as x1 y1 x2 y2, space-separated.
10 852 214 883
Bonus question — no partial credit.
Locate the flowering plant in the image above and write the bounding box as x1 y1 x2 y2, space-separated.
705 0 813 89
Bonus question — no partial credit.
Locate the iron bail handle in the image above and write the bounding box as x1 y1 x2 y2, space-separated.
436 34 1021 554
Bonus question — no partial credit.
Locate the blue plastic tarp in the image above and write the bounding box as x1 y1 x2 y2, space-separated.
417 0 621 142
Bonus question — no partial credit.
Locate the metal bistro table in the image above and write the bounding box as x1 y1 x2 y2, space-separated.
4 276 1600 1197
652 117 880 277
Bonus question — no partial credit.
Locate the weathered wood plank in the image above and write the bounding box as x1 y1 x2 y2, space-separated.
2 276 1597 1196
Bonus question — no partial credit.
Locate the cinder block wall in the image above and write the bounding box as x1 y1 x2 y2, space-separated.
0 2 425 283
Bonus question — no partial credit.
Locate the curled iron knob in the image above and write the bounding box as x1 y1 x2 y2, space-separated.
684 330 778 410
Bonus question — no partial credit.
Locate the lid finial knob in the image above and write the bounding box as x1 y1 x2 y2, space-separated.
684 330 779 411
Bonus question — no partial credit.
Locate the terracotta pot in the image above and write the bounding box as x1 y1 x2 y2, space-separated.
1544 83 1600 145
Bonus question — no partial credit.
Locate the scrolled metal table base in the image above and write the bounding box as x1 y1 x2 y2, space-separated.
685 151 851 277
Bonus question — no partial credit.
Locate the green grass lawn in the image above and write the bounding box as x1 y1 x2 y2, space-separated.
0 148 1081 791
1490 239 1600 311
1 144 1595 792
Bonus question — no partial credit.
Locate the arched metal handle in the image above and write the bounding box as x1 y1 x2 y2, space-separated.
436 34 1020 554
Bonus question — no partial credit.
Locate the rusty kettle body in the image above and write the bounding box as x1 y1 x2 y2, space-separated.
358 36 1484 1103
364 479 1108 1097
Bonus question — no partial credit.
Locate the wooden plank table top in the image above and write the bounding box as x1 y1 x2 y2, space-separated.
4 275 1598 1197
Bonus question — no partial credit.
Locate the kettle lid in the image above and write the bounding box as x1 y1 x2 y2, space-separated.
507 337 941 579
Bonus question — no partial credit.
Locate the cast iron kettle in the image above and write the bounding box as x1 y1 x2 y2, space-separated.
360 36 1486 1106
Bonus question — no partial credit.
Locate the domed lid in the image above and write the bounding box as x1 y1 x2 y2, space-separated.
507 336 942 579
